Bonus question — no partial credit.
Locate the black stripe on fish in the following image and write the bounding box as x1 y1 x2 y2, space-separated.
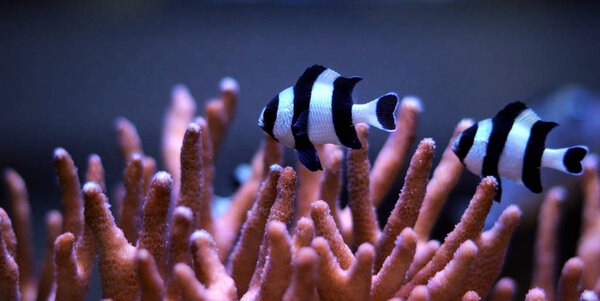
262 95 279 141
455 123 478 163
482 101 528 202
482 101 528 177
292 65 326 149
522 120 558 193
332 76 362 149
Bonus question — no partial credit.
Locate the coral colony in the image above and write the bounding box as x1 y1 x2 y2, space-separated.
1 76 599 301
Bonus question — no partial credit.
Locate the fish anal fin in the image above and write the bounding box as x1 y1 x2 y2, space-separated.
296 147 323 171
292 110 309 136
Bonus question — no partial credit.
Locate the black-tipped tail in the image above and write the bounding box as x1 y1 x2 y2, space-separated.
375 93 398 131
564 146 588 174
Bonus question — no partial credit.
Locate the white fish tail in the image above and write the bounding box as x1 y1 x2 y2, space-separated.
541 145 588 175
352 92 399 131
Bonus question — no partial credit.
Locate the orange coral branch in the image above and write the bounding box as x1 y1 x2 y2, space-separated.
228 164 282 297
196 117 216 236
295 156 323 223
406 240 441 282
489 278 516 301
166 206 194 301
205 77 238 155
399 176 496 298
371 227 417 301
0 208 16 264
176 123 205 230
291 217 315 252
37 210 62 301
558 257 583 301
4 169 35 300
581 290 600 301
83 183 138 301
54 232 92 301
173 263 209 301
0 210 20 301
217 142 266 259
311 200 354 270
312 237 375 301
190 230 237 300
53 148 84 238
86 154 106 192
466 205 521 299
526 288 548 301
242 221 293 301
375 138 434 270
283 247 318 301
262 135 284 179
136 249 165 301
533 187 566 301
162 84 196 190
578 156 600 290
318 146 344 231
462 291 481 301
347 123 379 248
137 171 172 280
407 285 430 301
370 96 422 207
414 119 473 241
120 154 144 244
240 168 296 299
425 240 478 301
115 117 144 162
267 166 296 225
142 156 157 197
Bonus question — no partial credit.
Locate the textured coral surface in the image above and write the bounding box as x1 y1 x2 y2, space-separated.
1 78 598 301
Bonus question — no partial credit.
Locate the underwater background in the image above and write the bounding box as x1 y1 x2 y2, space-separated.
2 1 600 299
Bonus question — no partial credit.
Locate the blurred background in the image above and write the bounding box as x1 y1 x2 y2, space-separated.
1 1 600 299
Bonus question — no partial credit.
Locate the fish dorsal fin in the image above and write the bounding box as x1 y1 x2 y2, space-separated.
515 108 541 128
333 76 362 101
314 68 341 86
494 101 529 123
296 65 328 88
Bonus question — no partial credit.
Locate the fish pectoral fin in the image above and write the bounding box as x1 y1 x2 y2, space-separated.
296 147 323 171
292 110 309 137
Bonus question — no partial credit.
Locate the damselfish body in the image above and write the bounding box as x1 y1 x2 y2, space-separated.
452 101 588 202
258 65 399 171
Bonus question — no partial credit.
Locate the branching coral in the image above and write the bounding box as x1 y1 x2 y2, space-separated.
0 76 597 301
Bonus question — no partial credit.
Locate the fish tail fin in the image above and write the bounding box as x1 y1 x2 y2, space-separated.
542 145 588 175
353 92 399 131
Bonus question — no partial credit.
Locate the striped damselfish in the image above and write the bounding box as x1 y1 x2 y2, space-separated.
452 101 588 202
258 65 399 171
